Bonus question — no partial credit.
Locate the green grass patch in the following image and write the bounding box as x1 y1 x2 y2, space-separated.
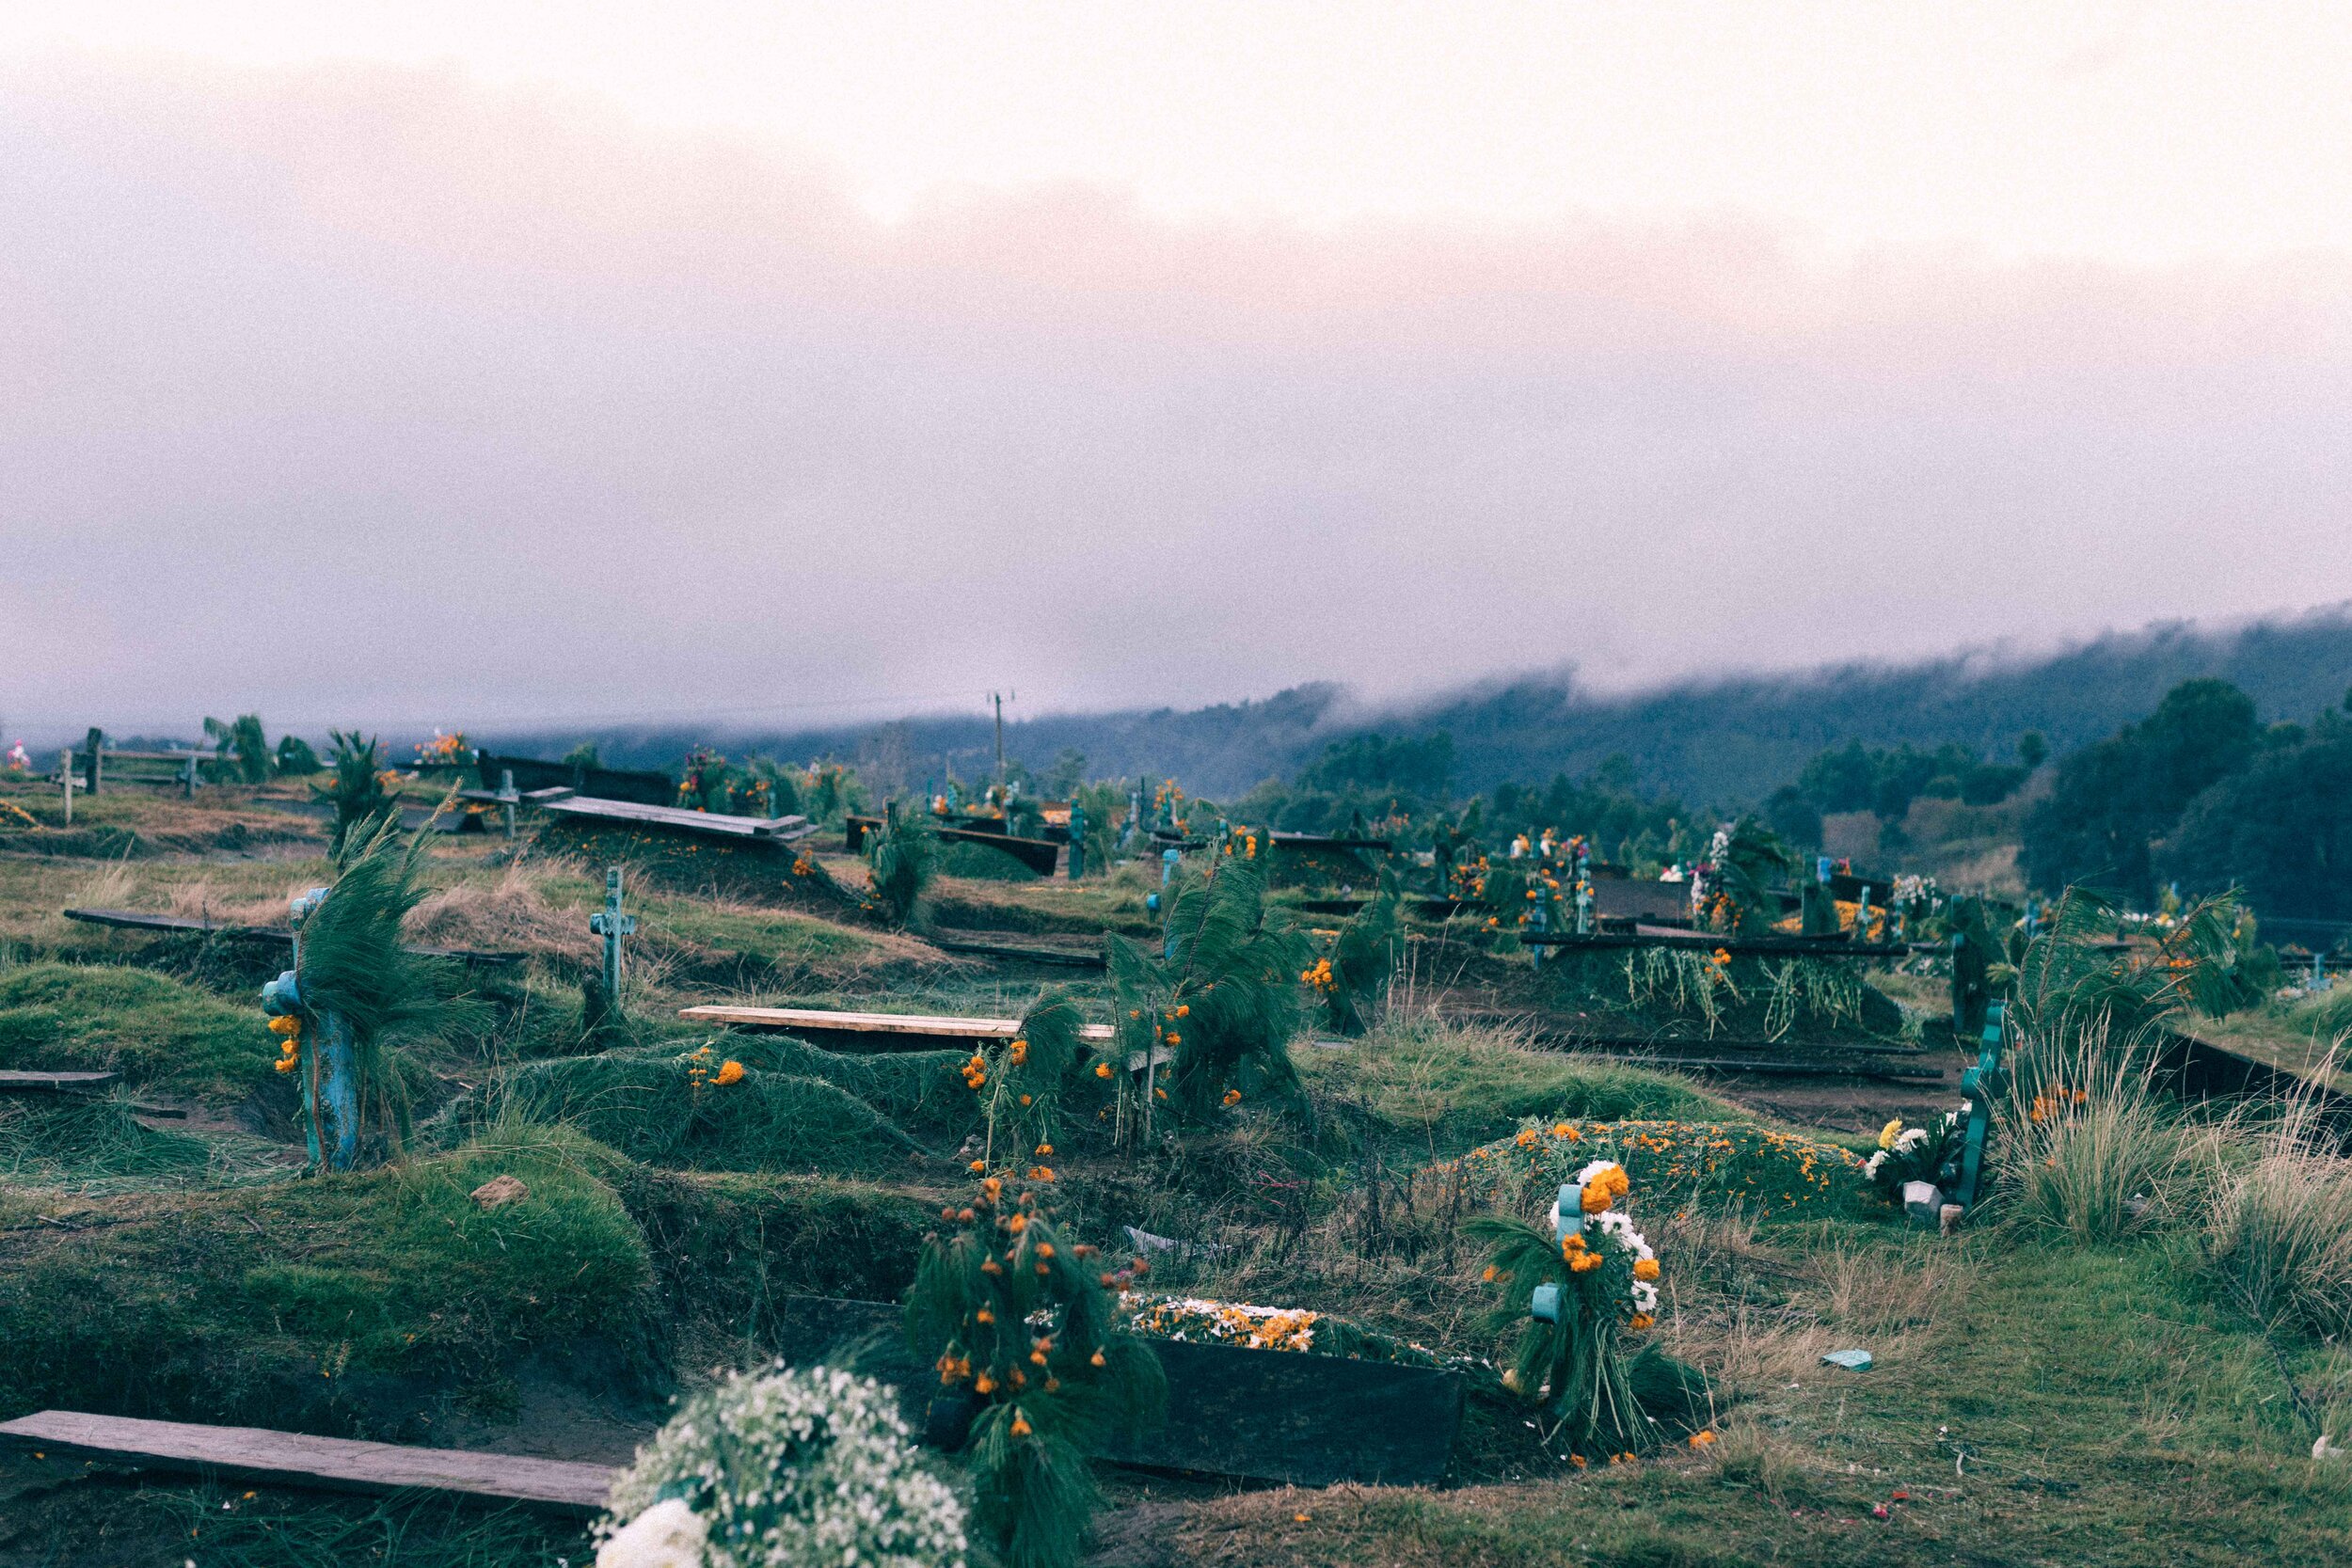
1299 1017 1743 1164
0 961 274 1101
0 1123 659 1433
655 1034 979 1145
0 1467 590 1568
1172 1234 2352 1567
428 1051 932 1176
626 1167 942 1335
0 1095 215 1187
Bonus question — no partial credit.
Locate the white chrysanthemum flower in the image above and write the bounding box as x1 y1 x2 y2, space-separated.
598 1366 965 1568
1895 1128 1929 1154
596 1499 706 1568
1863 1151 1887 1178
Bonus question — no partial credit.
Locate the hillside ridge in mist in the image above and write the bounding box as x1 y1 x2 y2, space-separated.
534 608 2352 806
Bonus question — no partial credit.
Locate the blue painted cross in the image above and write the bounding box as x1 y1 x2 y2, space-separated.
261 886 360 1171
589 866 635 1005
1528 1182 1582 1323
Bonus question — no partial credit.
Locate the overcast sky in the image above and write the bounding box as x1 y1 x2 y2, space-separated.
6 4 2352 740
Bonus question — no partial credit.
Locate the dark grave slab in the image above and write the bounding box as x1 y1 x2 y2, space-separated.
763 1294 1462 1488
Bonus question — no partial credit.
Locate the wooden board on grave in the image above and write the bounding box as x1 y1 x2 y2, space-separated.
678 1004 1116 1052
927 932 1107 971
1265 832 1394 853
761 1294 1463 1489
0 1411 614 1516
60 908 525 966
0 1069 119 1094
537 796 817 843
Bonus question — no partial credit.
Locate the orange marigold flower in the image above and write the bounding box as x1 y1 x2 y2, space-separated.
714 1060 745 1086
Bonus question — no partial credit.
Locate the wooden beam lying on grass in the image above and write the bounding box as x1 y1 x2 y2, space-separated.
0 1070 119 1094
538 795 817 842
0 1412 613 1516
61 908 524 966
679 1004 1115 1050
927 933 1106 970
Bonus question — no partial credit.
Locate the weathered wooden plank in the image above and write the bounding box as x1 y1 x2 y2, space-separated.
0 1412 613 1516
928 935 1106 971
60 908 526 966
0 1070 119 1093
679 1004 1115 1045
764 1296 1463 1489
539 796 815 841
1265 832 1394 852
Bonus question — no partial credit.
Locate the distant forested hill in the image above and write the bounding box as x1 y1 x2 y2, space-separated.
524 609 2352 807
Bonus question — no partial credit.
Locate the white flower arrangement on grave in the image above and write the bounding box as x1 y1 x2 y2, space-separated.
1862 1110 1966 1206
596 1364 967 1568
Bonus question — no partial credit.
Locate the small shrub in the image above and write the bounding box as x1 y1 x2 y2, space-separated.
597 1364 965 1568
314 731 400 858
907 1176 1163 1568
966 989 1105 1170
866 809 936 927
1313 879 1400 1036
1106 854 1308 1129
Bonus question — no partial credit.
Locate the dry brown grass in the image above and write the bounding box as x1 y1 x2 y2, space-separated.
2205 1090 2352 1340
405 860 596 961
163 879 298 928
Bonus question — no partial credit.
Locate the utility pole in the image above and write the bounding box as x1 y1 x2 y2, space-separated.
990 690 1011 788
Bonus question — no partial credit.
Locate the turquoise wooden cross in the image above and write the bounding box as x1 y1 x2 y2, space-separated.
1528 1183 1581 1323
1952 1000 2007 1212
262 886 359 1170
1066 803 1087 879
589 867 635 1004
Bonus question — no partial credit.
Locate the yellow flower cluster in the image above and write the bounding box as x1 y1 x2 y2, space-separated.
961 1053 988 1091
1300 957 1338 994
267 1013 301 1074
683 1043 741 1090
